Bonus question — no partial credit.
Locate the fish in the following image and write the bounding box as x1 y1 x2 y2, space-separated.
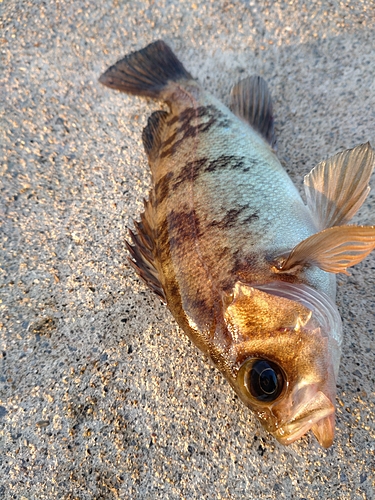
99 40 375 448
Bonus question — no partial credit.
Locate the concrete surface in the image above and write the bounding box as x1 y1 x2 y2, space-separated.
1 1 375 499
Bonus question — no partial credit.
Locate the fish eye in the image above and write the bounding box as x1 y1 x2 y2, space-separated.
244 359 284 402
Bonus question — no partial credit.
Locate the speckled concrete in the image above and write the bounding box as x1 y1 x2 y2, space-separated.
1 1 375 499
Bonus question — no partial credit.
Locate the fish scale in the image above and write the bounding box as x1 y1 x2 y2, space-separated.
149 96 331 304
100 40 375 448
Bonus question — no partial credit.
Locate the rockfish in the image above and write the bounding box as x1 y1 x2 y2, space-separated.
99 41 375 448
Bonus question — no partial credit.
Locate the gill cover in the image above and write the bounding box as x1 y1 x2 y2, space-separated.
223 281 342 447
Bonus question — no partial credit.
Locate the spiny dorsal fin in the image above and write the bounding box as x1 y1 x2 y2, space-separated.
274 225 375 275
126 198 166 302
99 40 192 98
230 76 276 148
142 110 169 162
304 143 375 230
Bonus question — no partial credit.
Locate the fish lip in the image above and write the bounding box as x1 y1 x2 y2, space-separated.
271 402 335 446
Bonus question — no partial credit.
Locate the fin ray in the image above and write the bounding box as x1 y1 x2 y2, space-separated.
142 110 169 161
99 40 192 98
230 76 276 148
275 225 375 274
304 143 375 230
126 199 166 302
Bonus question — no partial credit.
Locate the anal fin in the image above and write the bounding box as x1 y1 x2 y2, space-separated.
126 198 166 302
230 76 276 148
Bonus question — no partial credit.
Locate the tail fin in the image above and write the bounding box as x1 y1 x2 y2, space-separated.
99 40 192 98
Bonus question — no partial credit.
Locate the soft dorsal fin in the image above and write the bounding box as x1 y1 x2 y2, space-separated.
230 76 276 148
273 225 375 275
304 143 375 230
126 198 166 302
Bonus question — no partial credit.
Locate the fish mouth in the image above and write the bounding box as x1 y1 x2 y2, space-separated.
270 391 335 448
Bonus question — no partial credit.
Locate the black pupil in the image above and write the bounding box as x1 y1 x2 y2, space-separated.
259 368 277 394
249 360 283 402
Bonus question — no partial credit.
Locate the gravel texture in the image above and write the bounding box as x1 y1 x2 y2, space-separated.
1 1 375 499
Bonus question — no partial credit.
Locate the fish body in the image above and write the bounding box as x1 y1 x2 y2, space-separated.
100 41 375 447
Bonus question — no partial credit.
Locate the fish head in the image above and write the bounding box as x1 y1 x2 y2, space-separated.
223 281 342 448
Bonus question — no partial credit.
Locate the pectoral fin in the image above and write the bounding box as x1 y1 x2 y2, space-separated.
274 225 375 274
304 143 375 230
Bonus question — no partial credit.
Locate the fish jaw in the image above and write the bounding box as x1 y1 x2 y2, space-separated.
311 414 336 448
269 387 336 448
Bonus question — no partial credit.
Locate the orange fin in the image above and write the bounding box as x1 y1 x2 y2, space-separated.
126 198 166 302
304 143 375 230
229 76 276 148
274 225 375 274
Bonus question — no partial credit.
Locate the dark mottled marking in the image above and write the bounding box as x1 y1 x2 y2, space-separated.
230 249 244 275
238 157 259 171
169 208 201 235
160 105 231 159
209 206 249 229
204 155 246 173
242 212 259 225
142 110 168 157
155 172 174 204
167 115 179 126
168 279 180 298
190 297 211 317
166 208 202 249
178 105 219 123
173 158 209 188
160 131 178 149
232 251 266 282
160 145 175 159
240 157 260 171
216 246 231 261
204 155 262 174
156 216 170 251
